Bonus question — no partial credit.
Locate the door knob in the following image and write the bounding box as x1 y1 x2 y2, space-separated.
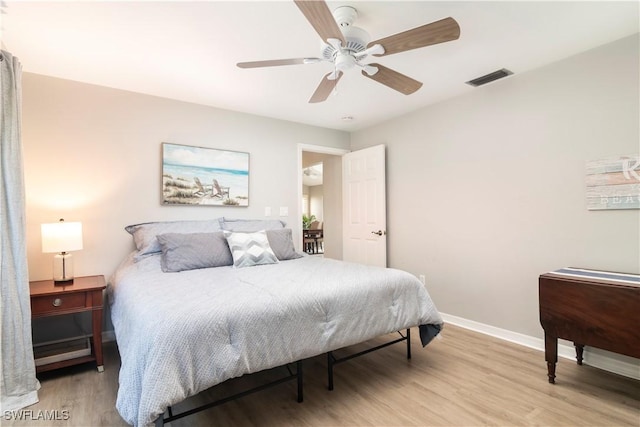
371 230 386 236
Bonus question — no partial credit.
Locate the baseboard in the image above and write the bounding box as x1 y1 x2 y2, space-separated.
33 331 117 347
440 312 639 381
102 330 116 343
34 338 91 367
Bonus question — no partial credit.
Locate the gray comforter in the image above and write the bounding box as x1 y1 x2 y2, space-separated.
109 253 443 426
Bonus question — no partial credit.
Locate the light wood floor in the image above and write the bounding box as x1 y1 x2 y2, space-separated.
7 324 639 426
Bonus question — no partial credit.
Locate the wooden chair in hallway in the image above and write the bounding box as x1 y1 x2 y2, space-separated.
304 221 323 254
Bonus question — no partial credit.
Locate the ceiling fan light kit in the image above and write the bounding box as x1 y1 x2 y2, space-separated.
237 0 460 103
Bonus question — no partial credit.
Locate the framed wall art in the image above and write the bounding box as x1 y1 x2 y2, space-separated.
586 154 639 210
162 143 249 206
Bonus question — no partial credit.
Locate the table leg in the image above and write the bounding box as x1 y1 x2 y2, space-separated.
92 307 104 372
544 332 557 384
574 343 584 365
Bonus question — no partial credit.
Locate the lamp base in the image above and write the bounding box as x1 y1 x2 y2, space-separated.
53 252 74 284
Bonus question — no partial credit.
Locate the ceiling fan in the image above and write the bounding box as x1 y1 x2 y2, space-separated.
303 164 323 176
237 0 460 103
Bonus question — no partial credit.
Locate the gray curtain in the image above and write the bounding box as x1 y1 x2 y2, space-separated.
0 50 39 412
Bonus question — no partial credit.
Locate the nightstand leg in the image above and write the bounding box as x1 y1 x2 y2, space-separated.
92 307 104 372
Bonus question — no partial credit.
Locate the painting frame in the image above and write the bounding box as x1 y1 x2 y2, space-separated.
161 142 250 207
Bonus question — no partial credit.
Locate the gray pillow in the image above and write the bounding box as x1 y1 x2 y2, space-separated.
224 230 279 268
220 217 286 232
266 229 302 261
156 231 232 272
125 219 223 261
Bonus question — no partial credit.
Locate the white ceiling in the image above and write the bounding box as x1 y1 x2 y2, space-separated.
303 163 323 186
2 1 638 131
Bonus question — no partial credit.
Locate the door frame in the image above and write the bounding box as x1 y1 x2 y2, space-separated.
297 144 350 255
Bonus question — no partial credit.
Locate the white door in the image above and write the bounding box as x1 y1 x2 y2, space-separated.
342 144 387 267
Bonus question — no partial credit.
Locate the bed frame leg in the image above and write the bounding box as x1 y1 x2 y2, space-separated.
297 360 304 403
406 328 412 359
327 351 334 391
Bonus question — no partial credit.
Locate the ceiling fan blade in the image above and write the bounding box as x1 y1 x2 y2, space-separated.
294 0 346 46
237 58 321 68
309 71 343 103
362 64 422 95
368 17 460 57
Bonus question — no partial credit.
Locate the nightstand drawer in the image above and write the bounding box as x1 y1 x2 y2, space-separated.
31 292 86 316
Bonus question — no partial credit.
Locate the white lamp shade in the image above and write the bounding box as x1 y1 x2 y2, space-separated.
41 221 83 253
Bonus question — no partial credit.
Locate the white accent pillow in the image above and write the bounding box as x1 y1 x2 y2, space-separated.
224 230 279 268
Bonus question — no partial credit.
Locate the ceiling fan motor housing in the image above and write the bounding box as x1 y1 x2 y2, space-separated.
321 25 370 64
321 5 370 65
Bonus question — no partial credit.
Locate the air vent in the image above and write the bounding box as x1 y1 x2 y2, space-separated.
466 68 513 87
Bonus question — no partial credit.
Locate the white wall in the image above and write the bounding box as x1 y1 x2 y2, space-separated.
302 185 310 215
350 35 639 339
22 73 350 283
309 185 324 222
320 154 343 259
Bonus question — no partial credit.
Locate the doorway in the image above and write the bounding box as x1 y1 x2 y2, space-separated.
297 144 349 259
302 160 324 255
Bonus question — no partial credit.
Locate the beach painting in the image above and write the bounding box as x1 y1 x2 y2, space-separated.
162 143 249 206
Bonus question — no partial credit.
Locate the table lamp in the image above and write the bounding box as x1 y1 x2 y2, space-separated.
41 219 83 284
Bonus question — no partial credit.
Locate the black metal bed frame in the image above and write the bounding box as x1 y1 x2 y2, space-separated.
153 328 411 425
154 360 303 426
326 329 411 390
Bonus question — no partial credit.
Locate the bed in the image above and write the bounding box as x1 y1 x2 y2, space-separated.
108 218 443 426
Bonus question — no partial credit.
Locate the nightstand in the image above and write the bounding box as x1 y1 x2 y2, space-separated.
29 275 106 373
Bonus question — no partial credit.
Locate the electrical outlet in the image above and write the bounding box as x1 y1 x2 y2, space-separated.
419 274 426 285
279 206 288 216
264 207 271 217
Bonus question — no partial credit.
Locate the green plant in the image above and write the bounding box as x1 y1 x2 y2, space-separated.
302 214 316 229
